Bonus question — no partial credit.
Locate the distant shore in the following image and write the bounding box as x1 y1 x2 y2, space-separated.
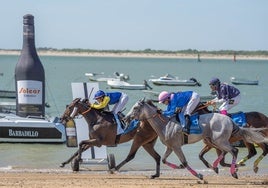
1 50 268 60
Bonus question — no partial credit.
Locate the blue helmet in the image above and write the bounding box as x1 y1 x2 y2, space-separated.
94 90 105 99
209 77 220 85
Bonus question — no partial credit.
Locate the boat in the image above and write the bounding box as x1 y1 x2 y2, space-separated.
107 79 152 90
0 84 66 144
0 102 66 143
0 113 66 143
149 74 201 86
85 72 130 82
230 77 259 85
0 90 16 99
0 102 16 113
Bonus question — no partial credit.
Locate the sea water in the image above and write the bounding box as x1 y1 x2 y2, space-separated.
0 54 268 175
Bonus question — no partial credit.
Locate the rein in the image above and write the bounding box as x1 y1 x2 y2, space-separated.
195 103 217 112
81 107 91 115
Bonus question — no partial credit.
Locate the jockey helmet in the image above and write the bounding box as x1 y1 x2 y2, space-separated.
94 90 106 99
209 77 220 86
158 91 170 103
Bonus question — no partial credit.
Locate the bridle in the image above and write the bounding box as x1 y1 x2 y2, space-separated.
63 100 92 121
135 102 166 123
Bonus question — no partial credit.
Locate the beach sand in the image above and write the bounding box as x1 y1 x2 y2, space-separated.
0 50 268 60
1 170 267 188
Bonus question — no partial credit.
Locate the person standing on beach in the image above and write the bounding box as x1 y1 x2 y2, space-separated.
158 90 200 135
207 77 241 115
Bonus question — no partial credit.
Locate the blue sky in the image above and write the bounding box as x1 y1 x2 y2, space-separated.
1 0 267 51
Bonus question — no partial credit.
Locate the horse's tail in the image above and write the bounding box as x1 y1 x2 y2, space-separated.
239 127 268 144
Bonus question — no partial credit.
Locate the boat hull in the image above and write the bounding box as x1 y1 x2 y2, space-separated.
0 90 16 99
0 114 66 143
149 79 198 86
230 77 258 85
107 80 146 90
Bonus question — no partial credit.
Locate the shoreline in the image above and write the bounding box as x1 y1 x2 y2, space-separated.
1 50 268 60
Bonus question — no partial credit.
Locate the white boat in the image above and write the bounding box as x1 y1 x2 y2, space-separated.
0 113 66 143
149 74 201 86
85 72 130 82
230 77 259 85
107 79 151 90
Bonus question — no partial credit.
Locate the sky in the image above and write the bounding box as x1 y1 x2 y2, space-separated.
1 0 268 51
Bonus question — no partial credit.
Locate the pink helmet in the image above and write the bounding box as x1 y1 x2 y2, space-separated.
158 91 170 103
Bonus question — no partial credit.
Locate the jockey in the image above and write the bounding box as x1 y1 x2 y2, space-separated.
207 77 241 115
158 90 200 134
90 90 129 134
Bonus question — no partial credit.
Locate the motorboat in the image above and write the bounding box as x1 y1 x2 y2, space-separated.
85 72 130 82
107 79 152 90
0 113 66 143
149 74 201 86
230 77 259 85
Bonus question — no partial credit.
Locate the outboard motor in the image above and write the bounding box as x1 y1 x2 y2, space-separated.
190 77 202 87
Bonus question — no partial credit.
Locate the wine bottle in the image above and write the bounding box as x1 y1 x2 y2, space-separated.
65 119 78 147
15 14 45 117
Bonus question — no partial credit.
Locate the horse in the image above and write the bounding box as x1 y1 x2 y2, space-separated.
125 99 268 180
194 102 268 173
60 98 160 179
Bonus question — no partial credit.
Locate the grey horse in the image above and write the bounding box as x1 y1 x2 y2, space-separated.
125 99 268 180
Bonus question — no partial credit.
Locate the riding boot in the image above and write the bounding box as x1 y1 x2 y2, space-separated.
182 115 191 135
114 114 124 135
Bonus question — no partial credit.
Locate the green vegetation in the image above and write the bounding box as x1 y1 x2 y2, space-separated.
38 48 268 56
2 48 268 56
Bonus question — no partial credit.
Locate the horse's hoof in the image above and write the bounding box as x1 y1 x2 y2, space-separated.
177 164 185 169
150 174 160 179
213 167 219 174
60 163 65 168
71 158 80 171
197 173 203 180
253 166 259 173
108 169 115 174
232 172 238 179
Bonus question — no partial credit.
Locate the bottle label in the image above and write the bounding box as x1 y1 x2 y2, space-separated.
17 80 42 104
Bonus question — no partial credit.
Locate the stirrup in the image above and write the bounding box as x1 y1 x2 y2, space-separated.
182 128 189 135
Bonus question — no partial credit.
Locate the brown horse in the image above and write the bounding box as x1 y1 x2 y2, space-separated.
60 98 160 179
194 102 268 173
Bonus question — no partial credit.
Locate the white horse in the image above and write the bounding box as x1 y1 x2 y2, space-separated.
125 99 268 180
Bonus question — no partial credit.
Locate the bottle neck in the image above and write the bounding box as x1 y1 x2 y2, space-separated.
22 24 38 54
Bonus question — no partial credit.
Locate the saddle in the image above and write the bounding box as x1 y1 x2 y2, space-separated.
178 113 202 135
229 111 247 127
